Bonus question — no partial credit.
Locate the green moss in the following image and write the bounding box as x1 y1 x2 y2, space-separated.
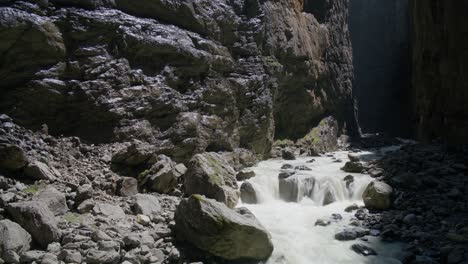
138 169 150 182
23 183 46 194
205 156 225 186
301 128 322 145
63 213 82 224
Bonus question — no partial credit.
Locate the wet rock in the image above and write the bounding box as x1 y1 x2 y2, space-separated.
281 148 295 160
335 228 369 241
315 219 331 226
24 161 60 181
0 219 32 260
403 213 417 225
240 181 257 204
0 144 28 171
279 175 314 203
117 177 138 197
280 164 294 170
348 153 360 162
362 181 393 210
351 244 377 256
345 204 359 212
32 185 68 216
6 201 61 248
322 187 336 205
184 152 238 208
236 169 256 181
295 165 312 171
341 161 365 173
131 194 161 220
175 195 273 261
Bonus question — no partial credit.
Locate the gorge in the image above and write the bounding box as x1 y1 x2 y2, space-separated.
0 0 467 264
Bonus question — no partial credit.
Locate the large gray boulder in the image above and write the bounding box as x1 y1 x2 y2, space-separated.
6 201 61 248
92 203 126 220
0 219 32 260
174 195 273 261
362 181 393 210
296 116 339 154
184 152 239 208
131 194 161 220
24 161 60 181
32 185 68 216
0 144 28 171
341 161 365 173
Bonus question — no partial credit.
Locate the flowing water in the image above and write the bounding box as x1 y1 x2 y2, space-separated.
239 148 404 264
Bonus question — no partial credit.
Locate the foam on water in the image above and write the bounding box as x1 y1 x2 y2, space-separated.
239 149 404 264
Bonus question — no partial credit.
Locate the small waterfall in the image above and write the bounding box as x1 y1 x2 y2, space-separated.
239 149 404 264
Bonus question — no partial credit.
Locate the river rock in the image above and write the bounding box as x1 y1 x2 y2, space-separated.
0 219 32 260
295 165 312 171
0 144 28 171
335 228 369 241
6 201 61 248
240 181 258 204
341 161 365 173
174 195 273 261
24 160 60 181
236 169 256 181
184 152 239 208
351 244 377 256
281 148 296 160
32 185 68 216
362 181 393 210
279 175 315 202
280 164 294 170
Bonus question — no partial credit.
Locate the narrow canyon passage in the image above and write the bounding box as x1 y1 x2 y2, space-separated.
240 147 404 264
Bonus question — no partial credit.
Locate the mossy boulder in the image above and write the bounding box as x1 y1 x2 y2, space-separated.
185 152 239 208
174 195 273 261
296 116 339 154
341 161 365 173
362 181 393 210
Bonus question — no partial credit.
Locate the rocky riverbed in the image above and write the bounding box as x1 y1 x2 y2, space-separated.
1 114 467 264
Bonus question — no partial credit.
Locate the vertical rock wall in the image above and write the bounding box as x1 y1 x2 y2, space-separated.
411 0 468 143
349 0 411 136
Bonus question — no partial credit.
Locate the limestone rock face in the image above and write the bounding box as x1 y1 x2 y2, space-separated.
184 152 239 208
411 1 468 144
362 181 393 210
174 195 273 261
0 0 357 159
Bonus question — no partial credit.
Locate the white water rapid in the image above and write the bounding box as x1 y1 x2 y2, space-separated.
239 148 404 264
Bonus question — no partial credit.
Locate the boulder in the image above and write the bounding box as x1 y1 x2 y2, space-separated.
174 195 273 261
131 194 161 220
236 169 256 181
184 152 239 208
295 165 312 171
362 181 393 210
281 148 295 160
280 164 294 170
24 161 60 181
0 220 32 260
221 148 258 171
117 177 138 197
92 203 126 220
6 201 61 248
334 228 369 241
351 244 377 256
86 249 120 264
347 153 360 162
322 187 336 205
111 140 156 167
296 116 339 154
240 181 258 204
138 155 185 194
341 161 365 173
32 186 68 216
0 144 28 171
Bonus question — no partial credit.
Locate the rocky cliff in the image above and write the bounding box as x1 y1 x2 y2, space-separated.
0 0 357 161
411 0 468 143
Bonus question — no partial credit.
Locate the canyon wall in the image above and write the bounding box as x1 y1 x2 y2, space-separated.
349 0 411 137
411 0 468 143
0 0 358 161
